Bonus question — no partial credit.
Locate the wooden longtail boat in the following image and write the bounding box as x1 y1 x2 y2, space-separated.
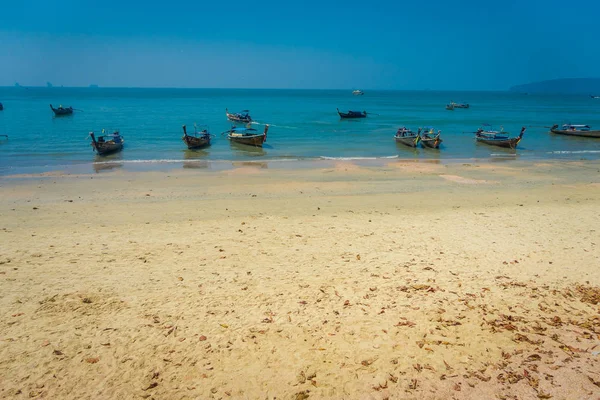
50 104 74 116
226 108 252 123
337 108 367 119
446 101 469 110
182 125 211 149
550 124 600 138
420 129 443 149
224 124 269 147
475 126 525 149
90 131 124 155
394 127 421 147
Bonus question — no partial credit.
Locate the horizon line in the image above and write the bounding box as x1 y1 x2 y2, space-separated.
1 86 510 92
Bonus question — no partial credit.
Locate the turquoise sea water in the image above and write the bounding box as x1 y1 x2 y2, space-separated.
0 87 599 174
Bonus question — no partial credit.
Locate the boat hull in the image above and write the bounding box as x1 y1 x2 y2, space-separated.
339 113 366 119
550 128 600 138
52 109 73 116
394 135 420 147
476 137 520 149
93 142 123 155
227 115 252 123
421 137 442 149
337 109 367 119
182 135 211 149
228 134 266 147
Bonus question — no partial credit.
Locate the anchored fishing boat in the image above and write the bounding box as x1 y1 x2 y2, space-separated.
50 104 74 116
446 101 469 110
337 108 367 119
223 125 269 147
352 89 364 96
90 130 124 155
550 124 600 138
420 128 443 149
475 125 525 149
394 127 421 147
225 108 252 123
182 124 212 149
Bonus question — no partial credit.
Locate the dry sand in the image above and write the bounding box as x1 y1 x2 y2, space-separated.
1 160 599 399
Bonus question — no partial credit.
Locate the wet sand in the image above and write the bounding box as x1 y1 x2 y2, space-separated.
1 160 599 399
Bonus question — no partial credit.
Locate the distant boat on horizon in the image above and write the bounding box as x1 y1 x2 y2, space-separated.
446 101 469 110
591 95 600 99
352 89 364 96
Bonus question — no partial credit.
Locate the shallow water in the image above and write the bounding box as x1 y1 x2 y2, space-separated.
0 87 599 175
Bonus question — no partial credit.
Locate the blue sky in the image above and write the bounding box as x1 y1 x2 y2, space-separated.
1 0 598 90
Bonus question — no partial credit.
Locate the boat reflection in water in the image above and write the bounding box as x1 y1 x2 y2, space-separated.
489 152 518 162
93 162 123 173
231 161 269 169
92 150 124 173
182 148 210 169
229 141 267 157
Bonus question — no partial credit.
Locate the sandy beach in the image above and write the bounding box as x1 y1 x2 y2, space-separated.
1 160 599 399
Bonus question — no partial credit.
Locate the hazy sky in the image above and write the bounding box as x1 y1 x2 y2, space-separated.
1 0 598 90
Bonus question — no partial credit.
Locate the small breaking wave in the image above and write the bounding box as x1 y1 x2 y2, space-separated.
93 159 186 165
92 158 309 165
319 155 399 161
547 150 600 155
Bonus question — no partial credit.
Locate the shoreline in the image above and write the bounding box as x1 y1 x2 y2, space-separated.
2 153 600 179
1 160 599 399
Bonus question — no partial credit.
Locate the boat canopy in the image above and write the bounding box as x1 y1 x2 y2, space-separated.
562 124 590 130
230 127 257 133
225 127 260 136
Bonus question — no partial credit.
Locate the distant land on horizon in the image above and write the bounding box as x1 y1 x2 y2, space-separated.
510 78 600 95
